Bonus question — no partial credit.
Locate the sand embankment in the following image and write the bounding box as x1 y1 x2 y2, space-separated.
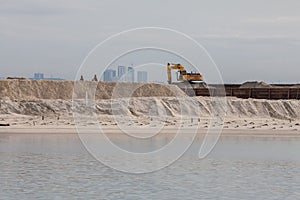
1 97 300 134
0 80 186 100
1 80 300 134
1 96 300 120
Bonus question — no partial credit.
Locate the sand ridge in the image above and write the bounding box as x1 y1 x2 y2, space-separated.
0 97 300 133
0 80 187 100
1 80 300 134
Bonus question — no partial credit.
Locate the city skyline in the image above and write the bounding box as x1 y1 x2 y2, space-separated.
31 73 64 80
137 71 148 83
103 65 148 83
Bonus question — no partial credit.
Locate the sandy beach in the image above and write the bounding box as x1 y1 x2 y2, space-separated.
1 114 300 137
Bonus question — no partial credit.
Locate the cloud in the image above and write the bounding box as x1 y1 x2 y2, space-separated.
0 0 96 16
192 33 300 45
243 16 300 24
0 0 106 42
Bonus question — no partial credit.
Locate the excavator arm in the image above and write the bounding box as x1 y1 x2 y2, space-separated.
167 63 186 84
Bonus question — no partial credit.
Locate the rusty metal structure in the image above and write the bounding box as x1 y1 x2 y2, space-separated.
180 84 300 100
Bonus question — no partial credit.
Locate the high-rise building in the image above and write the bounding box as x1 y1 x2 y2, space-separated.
103 69 116 82
137 71 148 82
33 73 44 80
117 66 127 81
127 66 134 82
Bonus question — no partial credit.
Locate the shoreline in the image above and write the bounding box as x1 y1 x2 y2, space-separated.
1 127 300 137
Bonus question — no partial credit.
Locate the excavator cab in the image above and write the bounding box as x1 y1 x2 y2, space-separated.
177 70 186 81
167 63 203 84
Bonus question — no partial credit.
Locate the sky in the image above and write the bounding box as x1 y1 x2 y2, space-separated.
0 0 300 83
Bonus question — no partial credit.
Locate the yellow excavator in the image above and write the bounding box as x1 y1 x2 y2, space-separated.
167 63 204 84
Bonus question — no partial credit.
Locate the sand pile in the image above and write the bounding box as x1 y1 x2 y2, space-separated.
1 97 300 121
83 81 187 99
225 97 300 120
240 81 272 88
0 80 187 100
0 80 74 100
0 99 72 116
1 79 300 129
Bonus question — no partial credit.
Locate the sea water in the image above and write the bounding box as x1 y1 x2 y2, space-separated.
0 133 300 200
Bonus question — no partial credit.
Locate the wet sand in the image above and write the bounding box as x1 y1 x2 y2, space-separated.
1 124 300 137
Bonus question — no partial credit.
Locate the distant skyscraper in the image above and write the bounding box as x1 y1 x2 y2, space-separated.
118 66 127 81
127 66 134 82
137 71 148 82
103 69 116 82
33 73 44 80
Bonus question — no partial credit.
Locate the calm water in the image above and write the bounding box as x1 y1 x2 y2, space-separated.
0 133 300 200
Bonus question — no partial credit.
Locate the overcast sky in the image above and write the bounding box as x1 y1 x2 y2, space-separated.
0 0 300 83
